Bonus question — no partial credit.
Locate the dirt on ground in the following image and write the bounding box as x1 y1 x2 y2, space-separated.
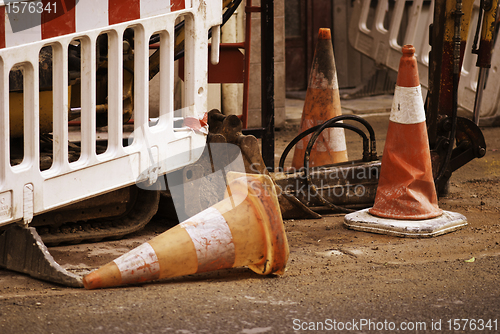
0 114 499 333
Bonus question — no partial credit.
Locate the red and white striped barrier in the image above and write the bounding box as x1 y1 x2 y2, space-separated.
0 0 190 48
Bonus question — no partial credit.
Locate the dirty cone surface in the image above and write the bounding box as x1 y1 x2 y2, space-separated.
0 113 499 333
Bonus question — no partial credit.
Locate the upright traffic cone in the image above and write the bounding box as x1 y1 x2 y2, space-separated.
291 28 348 170
83 173 289 289
344 45 467 237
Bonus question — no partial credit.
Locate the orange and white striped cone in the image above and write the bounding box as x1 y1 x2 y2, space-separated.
82 173 289 289
344 45 467 237
291 28 348 170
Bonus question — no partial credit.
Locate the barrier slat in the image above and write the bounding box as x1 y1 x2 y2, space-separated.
106 29 124 153
51 42 70 172
79 35 98 164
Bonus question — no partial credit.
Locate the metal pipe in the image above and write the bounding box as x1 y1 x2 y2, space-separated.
261 0 275 172
473 68 488 125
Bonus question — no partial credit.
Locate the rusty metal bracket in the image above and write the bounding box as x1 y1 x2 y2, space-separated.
208 109 268 175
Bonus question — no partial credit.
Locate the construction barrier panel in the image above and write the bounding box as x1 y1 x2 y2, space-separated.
0 0 223 226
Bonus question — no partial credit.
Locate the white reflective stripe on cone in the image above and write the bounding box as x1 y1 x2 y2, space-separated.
390 85 426 125
181 207 236 272
113 242 160 284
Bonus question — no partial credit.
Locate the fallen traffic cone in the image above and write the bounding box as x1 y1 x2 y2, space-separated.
291 28 348 170
344 45 467 237
83 173 289 289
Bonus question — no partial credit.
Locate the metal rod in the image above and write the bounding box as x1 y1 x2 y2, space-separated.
473 68 487 125
261 0 275 172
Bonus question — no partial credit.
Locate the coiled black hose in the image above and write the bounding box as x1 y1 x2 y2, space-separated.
279 114 377 170
279 114 377 213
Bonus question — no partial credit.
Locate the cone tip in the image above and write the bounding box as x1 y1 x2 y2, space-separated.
396 44 419 87
402 45 415 56
82 271 103 290
318 28 331 40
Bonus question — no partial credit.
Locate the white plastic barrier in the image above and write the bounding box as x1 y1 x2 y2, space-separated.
0 0 222 226
348 0 500 117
